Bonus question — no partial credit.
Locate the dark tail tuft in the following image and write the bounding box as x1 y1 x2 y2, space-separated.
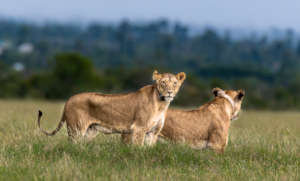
38 110 43 117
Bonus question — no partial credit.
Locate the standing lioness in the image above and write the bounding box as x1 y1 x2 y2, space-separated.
160 88 245 152
37 70 186 145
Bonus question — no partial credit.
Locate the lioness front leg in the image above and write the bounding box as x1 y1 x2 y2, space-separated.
207 131 227 153
122 127 146 146
144 119 164 146
121 133 131 144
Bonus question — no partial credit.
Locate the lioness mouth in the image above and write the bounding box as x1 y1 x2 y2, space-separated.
160 96 174 102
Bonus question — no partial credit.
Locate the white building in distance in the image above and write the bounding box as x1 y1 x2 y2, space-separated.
18 43 34 54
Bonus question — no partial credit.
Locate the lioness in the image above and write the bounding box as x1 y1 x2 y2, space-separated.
37 70 186 145
160 88 245 153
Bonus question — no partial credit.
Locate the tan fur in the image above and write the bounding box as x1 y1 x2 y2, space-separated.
37 70 186 146
160 88 245 153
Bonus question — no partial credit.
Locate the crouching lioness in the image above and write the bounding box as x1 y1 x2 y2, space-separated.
37 70 186 146
160 88 245 152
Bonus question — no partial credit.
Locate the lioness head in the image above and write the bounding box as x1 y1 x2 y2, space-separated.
213 87 245 120
153 70 186 102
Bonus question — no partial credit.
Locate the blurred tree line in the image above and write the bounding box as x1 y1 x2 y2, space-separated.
1 19 300 109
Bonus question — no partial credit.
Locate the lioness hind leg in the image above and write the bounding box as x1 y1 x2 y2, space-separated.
67 127 81 143
64 112 87 142
84 123 100 141
66 123 86 143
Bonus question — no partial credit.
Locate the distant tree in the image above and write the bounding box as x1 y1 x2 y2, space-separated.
54 52 94 80
116 20 135 56
44 52 102 99
173 23 188 41
0 61 7 72
17 24 32 42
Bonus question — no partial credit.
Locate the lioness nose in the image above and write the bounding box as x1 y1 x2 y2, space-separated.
167 91 172 94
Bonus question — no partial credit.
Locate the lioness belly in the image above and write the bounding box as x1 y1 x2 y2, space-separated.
88 106 133 132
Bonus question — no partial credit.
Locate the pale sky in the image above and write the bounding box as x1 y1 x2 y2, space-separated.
0 0 299 31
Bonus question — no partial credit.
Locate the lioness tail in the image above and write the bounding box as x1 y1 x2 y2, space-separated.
37 110 65 136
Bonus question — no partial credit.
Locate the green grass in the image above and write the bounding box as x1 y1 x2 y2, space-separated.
0 100 299 180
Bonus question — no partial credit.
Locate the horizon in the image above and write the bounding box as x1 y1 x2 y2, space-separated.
0 16 298 41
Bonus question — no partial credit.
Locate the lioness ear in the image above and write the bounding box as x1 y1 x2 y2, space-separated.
212 87 224 97
176 72 186 82
152 70 161 81
237 89 245 100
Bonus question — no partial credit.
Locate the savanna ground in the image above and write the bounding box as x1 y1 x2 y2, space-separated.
0 100 299 181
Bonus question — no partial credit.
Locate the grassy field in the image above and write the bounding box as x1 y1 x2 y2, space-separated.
0 100 299 180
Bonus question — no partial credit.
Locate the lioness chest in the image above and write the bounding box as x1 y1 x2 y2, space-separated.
147 111 166 132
